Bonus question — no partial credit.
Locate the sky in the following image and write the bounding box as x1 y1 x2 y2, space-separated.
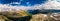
0 0 48 6
0 0 60 11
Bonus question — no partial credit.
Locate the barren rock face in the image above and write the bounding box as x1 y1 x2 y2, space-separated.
30 14 45 21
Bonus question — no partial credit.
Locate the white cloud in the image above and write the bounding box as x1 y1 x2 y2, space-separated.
10 2 20 4
43 0 60 10
32 0 60 10
0 4 32 11
0 0 60 12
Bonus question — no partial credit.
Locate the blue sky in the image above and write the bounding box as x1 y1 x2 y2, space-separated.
0 0 48 6
0 0 60 12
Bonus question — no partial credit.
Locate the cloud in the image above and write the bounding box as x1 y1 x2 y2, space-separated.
43 0 60 10
10 2 20 4
0 0 60 12
0 4 32 11
32 0 60 10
